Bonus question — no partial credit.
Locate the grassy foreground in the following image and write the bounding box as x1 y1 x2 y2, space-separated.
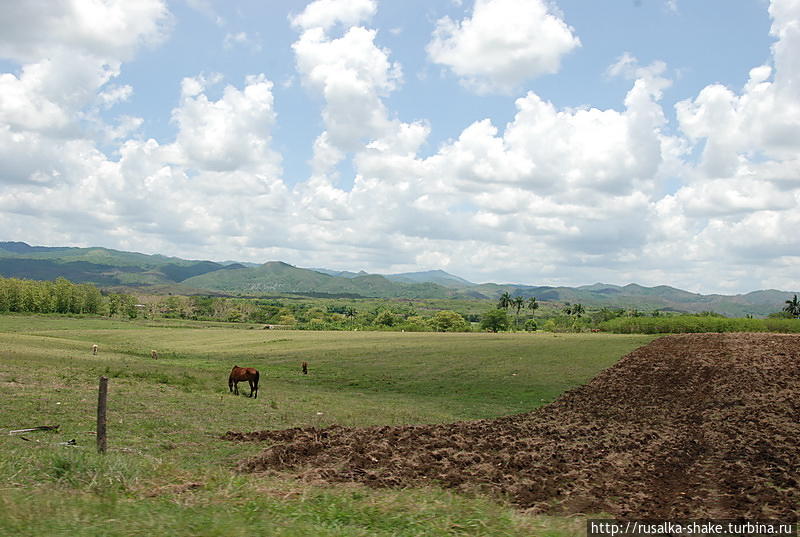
0 315 654 536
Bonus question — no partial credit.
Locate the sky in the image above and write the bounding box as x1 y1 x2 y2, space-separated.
0 0 798 294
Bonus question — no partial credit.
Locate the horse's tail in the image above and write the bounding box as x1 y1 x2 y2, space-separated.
253 370 260 389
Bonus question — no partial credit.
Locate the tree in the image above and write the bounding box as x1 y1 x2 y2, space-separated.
430 310 469 332
374 310 397 327
511 296 525 328
107 294 121 317
497 291 512 310
80 284 102 314
480 309 510 333
53 277 73 314
784 294 800 318
572 303 585 318
527 297 539 319
121 294 138 319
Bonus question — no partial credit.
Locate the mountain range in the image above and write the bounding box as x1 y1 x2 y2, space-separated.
0 241 795 317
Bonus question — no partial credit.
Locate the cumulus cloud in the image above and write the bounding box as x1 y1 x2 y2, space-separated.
290 0 376 32
427 0 580 94
658 0 800 277
0 0 290 260
1 0 799 294
291 0 406 177
170 74 281 174
0 0 170 63
0 0 171 191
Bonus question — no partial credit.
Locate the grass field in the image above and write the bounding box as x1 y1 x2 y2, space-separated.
0 314 655 536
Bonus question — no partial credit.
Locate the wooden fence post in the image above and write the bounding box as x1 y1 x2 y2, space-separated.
97 376 108 453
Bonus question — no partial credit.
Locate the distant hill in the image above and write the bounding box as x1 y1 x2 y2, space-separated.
184 262 451 299
0 241 796 316
384 269 474 288
0 241 229 287
309 268 369 279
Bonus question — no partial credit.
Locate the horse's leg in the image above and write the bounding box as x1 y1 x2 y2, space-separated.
248 379 254 398
233 380 239 395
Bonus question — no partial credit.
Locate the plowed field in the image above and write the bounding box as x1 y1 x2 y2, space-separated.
225 333 800 518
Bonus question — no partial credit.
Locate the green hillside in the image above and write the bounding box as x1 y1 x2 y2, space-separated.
0 241 796 316
183 262 452 298
0 242 232 287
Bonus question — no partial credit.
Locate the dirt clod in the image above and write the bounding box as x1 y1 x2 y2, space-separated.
224 333 800 518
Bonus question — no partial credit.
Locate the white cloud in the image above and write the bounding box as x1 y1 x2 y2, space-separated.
427 0 580 94
0 1 290 259
0 0 170 63
0 0 171 185
97 84 133 109
290 0 376 32
292 5 404 173
658 0 800 277
170 74 281 174
223 32 262 52
0 0 170 143
1 0 799 295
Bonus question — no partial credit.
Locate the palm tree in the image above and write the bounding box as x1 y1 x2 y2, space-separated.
527 297 539 319
784 295 800 318
497 291 512 310
511 296 525 328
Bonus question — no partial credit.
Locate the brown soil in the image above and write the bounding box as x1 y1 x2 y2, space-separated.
224 333 800 518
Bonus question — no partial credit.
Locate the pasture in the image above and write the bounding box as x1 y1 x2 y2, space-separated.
0 315 654 536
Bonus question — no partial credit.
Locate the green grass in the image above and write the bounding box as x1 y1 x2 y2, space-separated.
0 314 654 536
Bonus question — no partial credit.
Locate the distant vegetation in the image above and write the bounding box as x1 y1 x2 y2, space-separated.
3 275 799 336
2 241 800 317
599 315 800 334
0 276 103 315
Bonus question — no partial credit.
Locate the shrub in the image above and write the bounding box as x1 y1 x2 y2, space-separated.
599 315 771 334
399 316 430 332
480 309 510 332
373 310 397 327
430 310 470 332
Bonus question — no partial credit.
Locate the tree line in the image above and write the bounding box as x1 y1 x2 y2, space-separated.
2 275 798 331
0 276 104 314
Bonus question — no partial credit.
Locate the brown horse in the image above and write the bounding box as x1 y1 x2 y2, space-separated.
229 366 259 398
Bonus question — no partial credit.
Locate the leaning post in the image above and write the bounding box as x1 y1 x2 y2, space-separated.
97 376 108 454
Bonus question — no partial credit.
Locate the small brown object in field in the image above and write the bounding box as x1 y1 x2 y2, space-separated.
151 350 159 359
301 361 308 375
92 344 98 355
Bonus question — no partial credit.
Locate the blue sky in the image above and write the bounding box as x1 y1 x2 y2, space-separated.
111 0 773 186
0 0 798 293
